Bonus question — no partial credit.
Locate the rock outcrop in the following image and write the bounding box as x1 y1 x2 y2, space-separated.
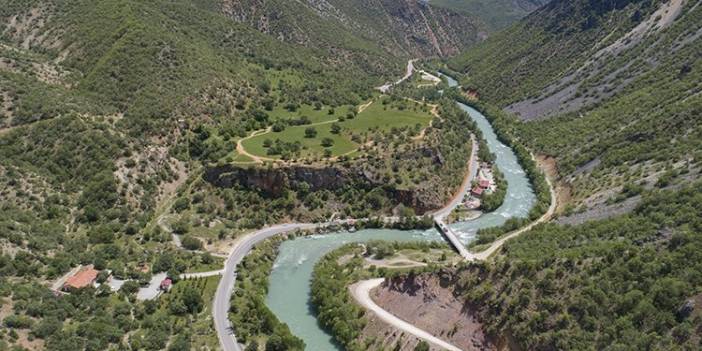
203 163 446 214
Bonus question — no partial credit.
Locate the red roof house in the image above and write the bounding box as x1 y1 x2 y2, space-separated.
479 179 491 188
63 267 99 290
471 186 484 196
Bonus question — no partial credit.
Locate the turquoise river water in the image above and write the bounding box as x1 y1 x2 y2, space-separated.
265 79 536 350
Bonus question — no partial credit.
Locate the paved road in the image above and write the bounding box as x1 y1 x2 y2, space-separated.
349 157 558 350
350 278 463 351
137 272 168 301
213 223 317 351
434 220 471 259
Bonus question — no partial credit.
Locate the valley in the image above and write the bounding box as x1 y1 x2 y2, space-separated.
0 0 700 351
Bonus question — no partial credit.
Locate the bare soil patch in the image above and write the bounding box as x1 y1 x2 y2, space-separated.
536 155 571 215
371 274 498 351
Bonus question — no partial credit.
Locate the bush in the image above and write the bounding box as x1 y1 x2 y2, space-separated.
181 236 203 251
4 315 33 329
304 127 317 138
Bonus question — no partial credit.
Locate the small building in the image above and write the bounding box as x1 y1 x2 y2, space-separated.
471 186 484 197
63 267 99 290
159 278 172 292
479 179 491 189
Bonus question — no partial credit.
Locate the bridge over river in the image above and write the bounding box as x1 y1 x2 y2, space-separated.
434 219 471 259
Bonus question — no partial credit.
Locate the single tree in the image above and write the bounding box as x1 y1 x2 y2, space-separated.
305 127 317 138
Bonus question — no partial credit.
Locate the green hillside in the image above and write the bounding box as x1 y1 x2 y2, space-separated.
449 0 701 215
223 0 486 57
0 1 482 349
0 0 700 350
429 0 702 348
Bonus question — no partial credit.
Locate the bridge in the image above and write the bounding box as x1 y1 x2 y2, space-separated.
433 219 471 259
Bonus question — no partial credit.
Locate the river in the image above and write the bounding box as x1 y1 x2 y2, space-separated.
265 75 536 349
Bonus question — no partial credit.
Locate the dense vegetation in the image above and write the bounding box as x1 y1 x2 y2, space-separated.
448 0 662 106
2 0 699 349
0 275 221 350
224 0 485 59
176 97 475 235
448 0 702 212
456 182 702 350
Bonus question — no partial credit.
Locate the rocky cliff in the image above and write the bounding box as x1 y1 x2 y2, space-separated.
203 163 446 214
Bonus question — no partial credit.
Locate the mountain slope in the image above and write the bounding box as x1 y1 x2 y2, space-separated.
403 1 702 349
431 0 550 30
221 0 486 58
449 0 701 218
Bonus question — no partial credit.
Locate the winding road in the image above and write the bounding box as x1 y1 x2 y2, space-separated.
350 169 556 350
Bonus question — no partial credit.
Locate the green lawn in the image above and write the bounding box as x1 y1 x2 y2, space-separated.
268 103 356 124
241 97 433 160
344 98 431 132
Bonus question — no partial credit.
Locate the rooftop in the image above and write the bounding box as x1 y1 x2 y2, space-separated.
64 267 99 290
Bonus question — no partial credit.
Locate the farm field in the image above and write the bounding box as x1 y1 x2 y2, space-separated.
240 97 433 160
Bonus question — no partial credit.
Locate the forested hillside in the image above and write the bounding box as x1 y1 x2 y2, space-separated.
418 1 702 348
0 1 482 350
401 181 702 350
449 0 701 221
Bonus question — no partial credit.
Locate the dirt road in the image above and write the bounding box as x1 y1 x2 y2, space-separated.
350 278 463 351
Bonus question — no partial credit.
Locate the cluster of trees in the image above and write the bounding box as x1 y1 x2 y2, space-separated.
311 241 455 350
311 244 370 350
0 275 221 351
264 139 303 159
479 167 507 212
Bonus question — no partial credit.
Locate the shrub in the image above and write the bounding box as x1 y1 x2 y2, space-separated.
181 236 203 251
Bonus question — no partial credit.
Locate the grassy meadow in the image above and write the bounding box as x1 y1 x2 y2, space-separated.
240 97 433 160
